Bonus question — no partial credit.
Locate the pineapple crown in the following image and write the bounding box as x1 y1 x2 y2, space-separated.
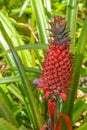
48 16 71 45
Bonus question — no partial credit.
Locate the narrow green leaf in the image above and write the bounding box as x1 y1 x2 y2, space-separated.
19 0 30 17
72 98 87 124
16 44 48 50
7 84 24 103
19 125 31 130
0 94 18 127
10 8 32 15
67 0 78 46
0 118 18 130
0 87 13 110
0 76 20 84
43 0 51 19
0 44 48 57
31 0 48 44
0 67 40 84
78 87 87 93
10 67 41 74
76 16 87 54
0 11 31 66
25 67 41 73
0 74 13 109
0 31 16 68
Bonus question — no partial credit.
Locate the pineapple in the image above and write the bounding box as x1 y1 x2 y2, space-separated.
34 16 73 102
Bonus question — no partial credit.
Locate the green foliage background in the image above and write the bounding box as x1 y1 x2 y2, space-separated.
0 0 87 130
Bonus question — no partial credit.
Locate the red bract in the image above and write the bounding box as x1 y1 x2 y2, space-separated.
40 125 47 130
55 112 72 130
40 112 72 130
54 117 62 130
48 101 56 119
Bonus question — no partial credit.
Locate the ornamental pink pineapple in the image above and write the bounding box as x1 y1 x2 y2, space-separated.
34 16 73 103
34 16 73 130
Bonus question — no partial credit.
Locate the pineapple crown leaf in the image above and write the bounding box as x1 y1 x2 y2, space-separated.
48 16 71 45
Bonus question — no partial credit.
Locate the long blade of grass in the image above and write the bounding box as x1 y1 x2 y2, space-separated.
0 73 13 109
16 43 48 50
7 84 24 103
10 8 32 15
0 44 48 57
19 0 30 18
0 31 16 68
0 94 18 127
72 98 87 124
66 0 78 46
31 0 48 44
0 118 18 130
0 11 31 66
10 67 41 74
0 67 41 84
43 0 51 19
0 76 20 84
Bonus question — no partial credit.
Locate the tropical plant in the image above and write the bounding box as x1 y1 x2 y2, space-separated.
0 0 87 130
